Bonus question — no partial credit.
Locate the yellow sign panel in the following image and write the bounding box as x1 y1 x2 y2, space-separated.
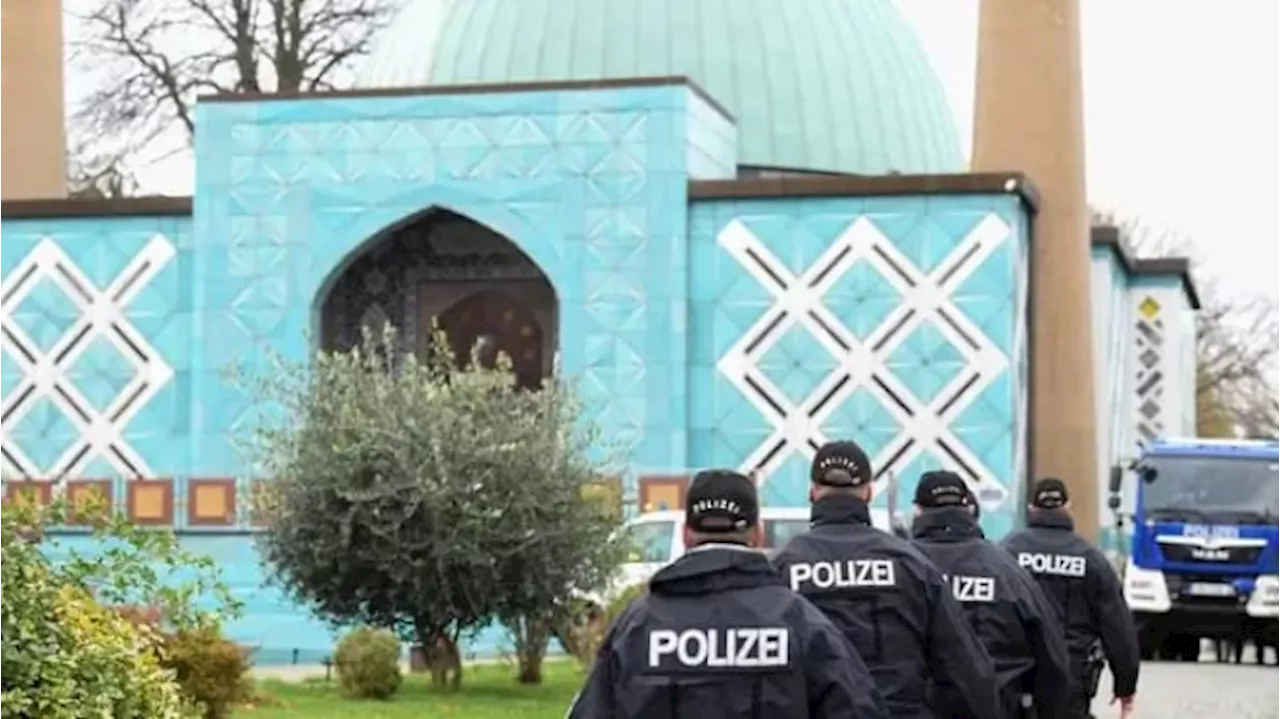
1138 296 1161 319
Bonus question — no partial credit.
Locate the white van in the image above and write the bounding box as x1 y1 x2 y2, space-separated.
613 505 893 591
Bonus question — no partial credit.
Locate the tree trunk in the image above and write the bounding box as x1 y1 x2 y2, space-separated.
513 615 550 685
415 628 463 691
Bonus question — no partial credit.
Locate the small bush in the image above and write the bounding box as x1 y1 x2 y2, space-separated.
553 598 607 667
164 626 252 718
606 583 647 620
333 627 403 699
557 583 649 669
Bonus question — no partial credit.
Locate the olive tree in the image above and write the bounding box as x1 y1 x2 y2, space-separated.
489 384 627 683
239 329 625 688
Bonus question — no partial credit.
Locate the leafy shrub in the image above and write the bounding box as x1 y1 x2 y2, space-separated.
553 597 607 667
333 627 403 699
557 583 649 669
606 583 648 620
164 626 252 718
1 496 237 719
1 537 192 717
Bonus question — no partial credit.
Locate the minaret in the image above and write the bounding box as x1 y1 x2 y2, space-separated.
971 0 1099 537
2 0 67 200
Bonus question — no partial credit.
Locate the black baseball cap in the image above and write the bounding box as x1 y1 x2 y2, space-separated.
811 441 873 487
686 470 759 533
1031 477 1069 509
914 470 972 509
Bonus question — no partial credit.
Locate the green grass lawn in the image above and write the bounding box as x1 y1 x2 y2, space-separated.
236 661 584 718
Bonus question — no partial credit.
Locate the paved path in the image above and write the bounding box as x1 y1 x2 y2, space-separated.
251 663 332 681
1092 649 1277 718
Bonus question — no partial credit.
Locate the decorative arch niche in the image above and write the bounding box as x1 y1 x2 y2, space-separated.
317 208 558 383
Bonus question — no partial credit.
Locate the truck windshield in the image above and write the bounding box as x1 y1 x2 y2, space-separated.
1143 455 1280 525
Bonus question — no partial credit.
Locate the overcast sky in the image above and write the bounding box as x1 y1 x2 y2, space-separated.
896 0 1279 306
67 0 1279 305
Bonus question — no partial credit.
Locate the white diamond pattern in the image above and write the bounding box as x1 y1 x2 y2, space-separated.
715 214 1013 497
1 236 176 478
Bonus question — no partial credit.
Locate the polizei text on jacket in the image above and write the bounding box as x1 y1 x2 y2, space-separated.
787 559 897 591
647 627 791 668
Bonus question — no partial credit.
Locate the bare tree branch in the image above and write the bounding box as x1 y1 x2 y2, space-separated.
67 142 140 200
69 0 396 190
1091 208 1184 259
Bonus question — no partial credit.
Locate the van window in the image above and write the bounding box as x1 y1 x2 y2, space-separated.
764 519 810 549
624 520 675 563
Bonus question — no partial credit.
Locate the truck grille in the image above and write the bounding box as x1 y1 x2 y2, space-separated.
1159 544 1263 565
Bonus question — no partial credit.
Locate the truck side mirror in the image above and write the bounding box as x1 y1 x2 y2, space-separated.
1107 465 1124 494
1107 495 1122 511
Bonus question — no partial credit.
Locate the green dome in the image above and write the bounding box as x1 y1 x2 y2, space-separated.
356 0 964 174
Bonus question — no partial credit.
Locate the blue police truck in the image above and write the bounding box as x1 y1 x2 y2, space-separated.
1108 438 1279 661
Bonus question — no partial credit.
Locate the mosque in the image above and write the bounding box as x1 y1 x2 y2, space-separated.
1 0 1197 660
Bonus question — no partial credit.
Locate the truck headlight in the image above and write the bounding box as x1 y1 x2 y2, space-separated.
1123 564 1171 613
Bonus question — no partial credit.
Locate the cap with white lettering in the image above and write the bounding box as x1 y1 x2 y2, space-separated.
686 469 759 533
1031 477 1070 509
811 440 873 487
913 470 972 509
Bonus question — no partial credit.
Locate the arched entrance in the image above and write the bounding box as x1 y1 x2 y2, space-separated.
318 209 557 384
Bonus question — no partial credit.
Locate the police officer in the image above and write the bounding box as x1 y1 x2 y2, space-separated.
1000 478 1141 719
909 471 1072 718
770 441 1001 719
568 469 890 719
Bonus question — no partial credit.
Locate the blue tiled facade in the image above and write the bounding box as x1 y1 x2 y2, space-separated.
189 83 709 477
1 79 1035 661
1088 237 1199 556
687 195 1031 539
2 216 195 479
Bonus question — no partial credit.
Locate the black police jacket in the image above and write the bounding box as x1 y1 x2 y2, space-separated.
911 507 1072 719
999 510 1141 698
566 543 890 719
770 495 1001 719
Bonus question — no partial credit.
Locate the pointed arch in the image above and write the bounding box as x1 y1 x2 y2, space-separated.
309 196 561 324
312 199 558 388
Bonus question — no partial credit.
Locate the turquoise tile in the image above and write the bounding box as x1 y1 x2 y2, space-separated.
684 193 1030 536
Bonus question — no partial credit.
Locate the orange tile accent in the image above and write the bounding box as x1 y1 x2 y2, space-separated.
638 474 690 514
188 478 236 526
66 479 113 524
4 480 53 508
126 479 173 525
